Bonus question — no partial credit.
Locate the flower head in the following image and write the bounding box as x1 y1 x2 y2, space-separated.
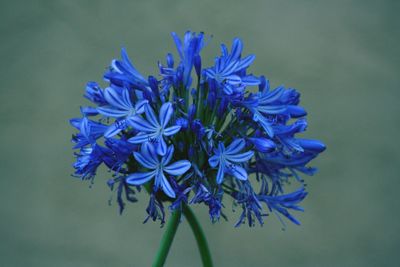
70 31 325 227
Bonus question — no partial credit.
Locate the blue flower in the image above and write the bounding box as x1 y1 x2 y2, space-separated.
70 117 107 148
171 31 206 87
104 48 150 91
209 139 254 184
204 38 259 95
126 144 191 198
244 76 307 137
258 188 308 226
84 81 107 106
96 86 148 137
128 102 181 155
73 145 107 181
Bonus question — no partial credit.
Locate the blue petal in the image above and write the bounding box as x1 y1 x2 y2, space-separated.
225 139 245 154
171 32 183 59
242 75 260 86
253 112 274 137
144 104 160 128
163 125 181 136
104 124 122 138
159 102 174 128
229 38 243 61
161 145 174 165
128 116 157 132
164 160 191 176
80 117 90 139
135 99 148 114
133 152 157 169
97 106 129 118
257 105 287 114
216 163 225 184
236 55 255 71
104 87 132 110
226 151 254 163
160 172 176 198
141 142 158 161
225 75 241 85
208 155 220 168
156 137 167 156
230 165 248 180
297 139 326 153
128 133 155 144
248 137 276 153
126 171 156 185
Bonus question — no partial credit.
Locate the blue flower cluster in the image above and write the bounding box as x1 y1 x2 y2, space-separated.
70 31 325 227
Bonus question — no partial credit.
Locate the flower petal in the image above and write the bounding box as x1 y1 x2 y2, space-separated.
163 125 181 136
208 155 220 168
164 160 191 176
225 75 241 85
156 137 167 156
160 172 176 198
216 163 225 184
141 142 158 161
104 87 131 110
230 165 248 180
128 115 157 132
128 133 155 144
248 137 276 153
145 104 159 128
226 151 254 163
133 152 157 169
126 171 155 185
162 145 174 165
97 106 129 118
159 102 174 128
104 124 122 138
225 139 245 155
134 99 148 114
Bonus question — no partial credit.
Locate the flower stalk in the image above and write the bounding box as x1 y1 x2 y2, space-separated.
153 205 213 267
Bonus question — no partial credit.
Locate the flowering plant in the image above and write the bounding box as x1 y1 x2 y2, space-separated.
70 31 325 266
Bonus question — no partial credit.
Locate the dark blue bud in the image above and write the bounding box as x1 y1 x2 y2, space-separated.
85 82 107 105
207 92 216 109
194 55 202 77
248 137 276 153
188 146 195 158
191 88 197 98
297 139 326 153
166 53 174 68
176 117 189 130
258 75 269 92
217 97 228 118
188 104 196 121
143 88 154 102
148 76 159 98
191 119 205 139
287 105 307 118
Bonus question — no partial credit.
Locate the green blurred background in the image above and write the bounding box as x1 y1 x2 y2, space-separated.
1 0 399 266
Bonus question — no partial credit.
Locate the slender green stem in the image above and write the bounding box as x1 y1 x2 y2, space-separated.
152 209 182 267
183 205 214 267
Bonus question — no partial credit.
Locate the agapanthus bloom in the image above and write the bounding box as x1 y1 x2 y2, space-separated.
70 31 325 227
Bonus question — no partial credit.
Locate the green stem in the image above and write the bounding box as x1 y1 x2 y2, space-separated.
183 205 214 267
152 209 182 267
